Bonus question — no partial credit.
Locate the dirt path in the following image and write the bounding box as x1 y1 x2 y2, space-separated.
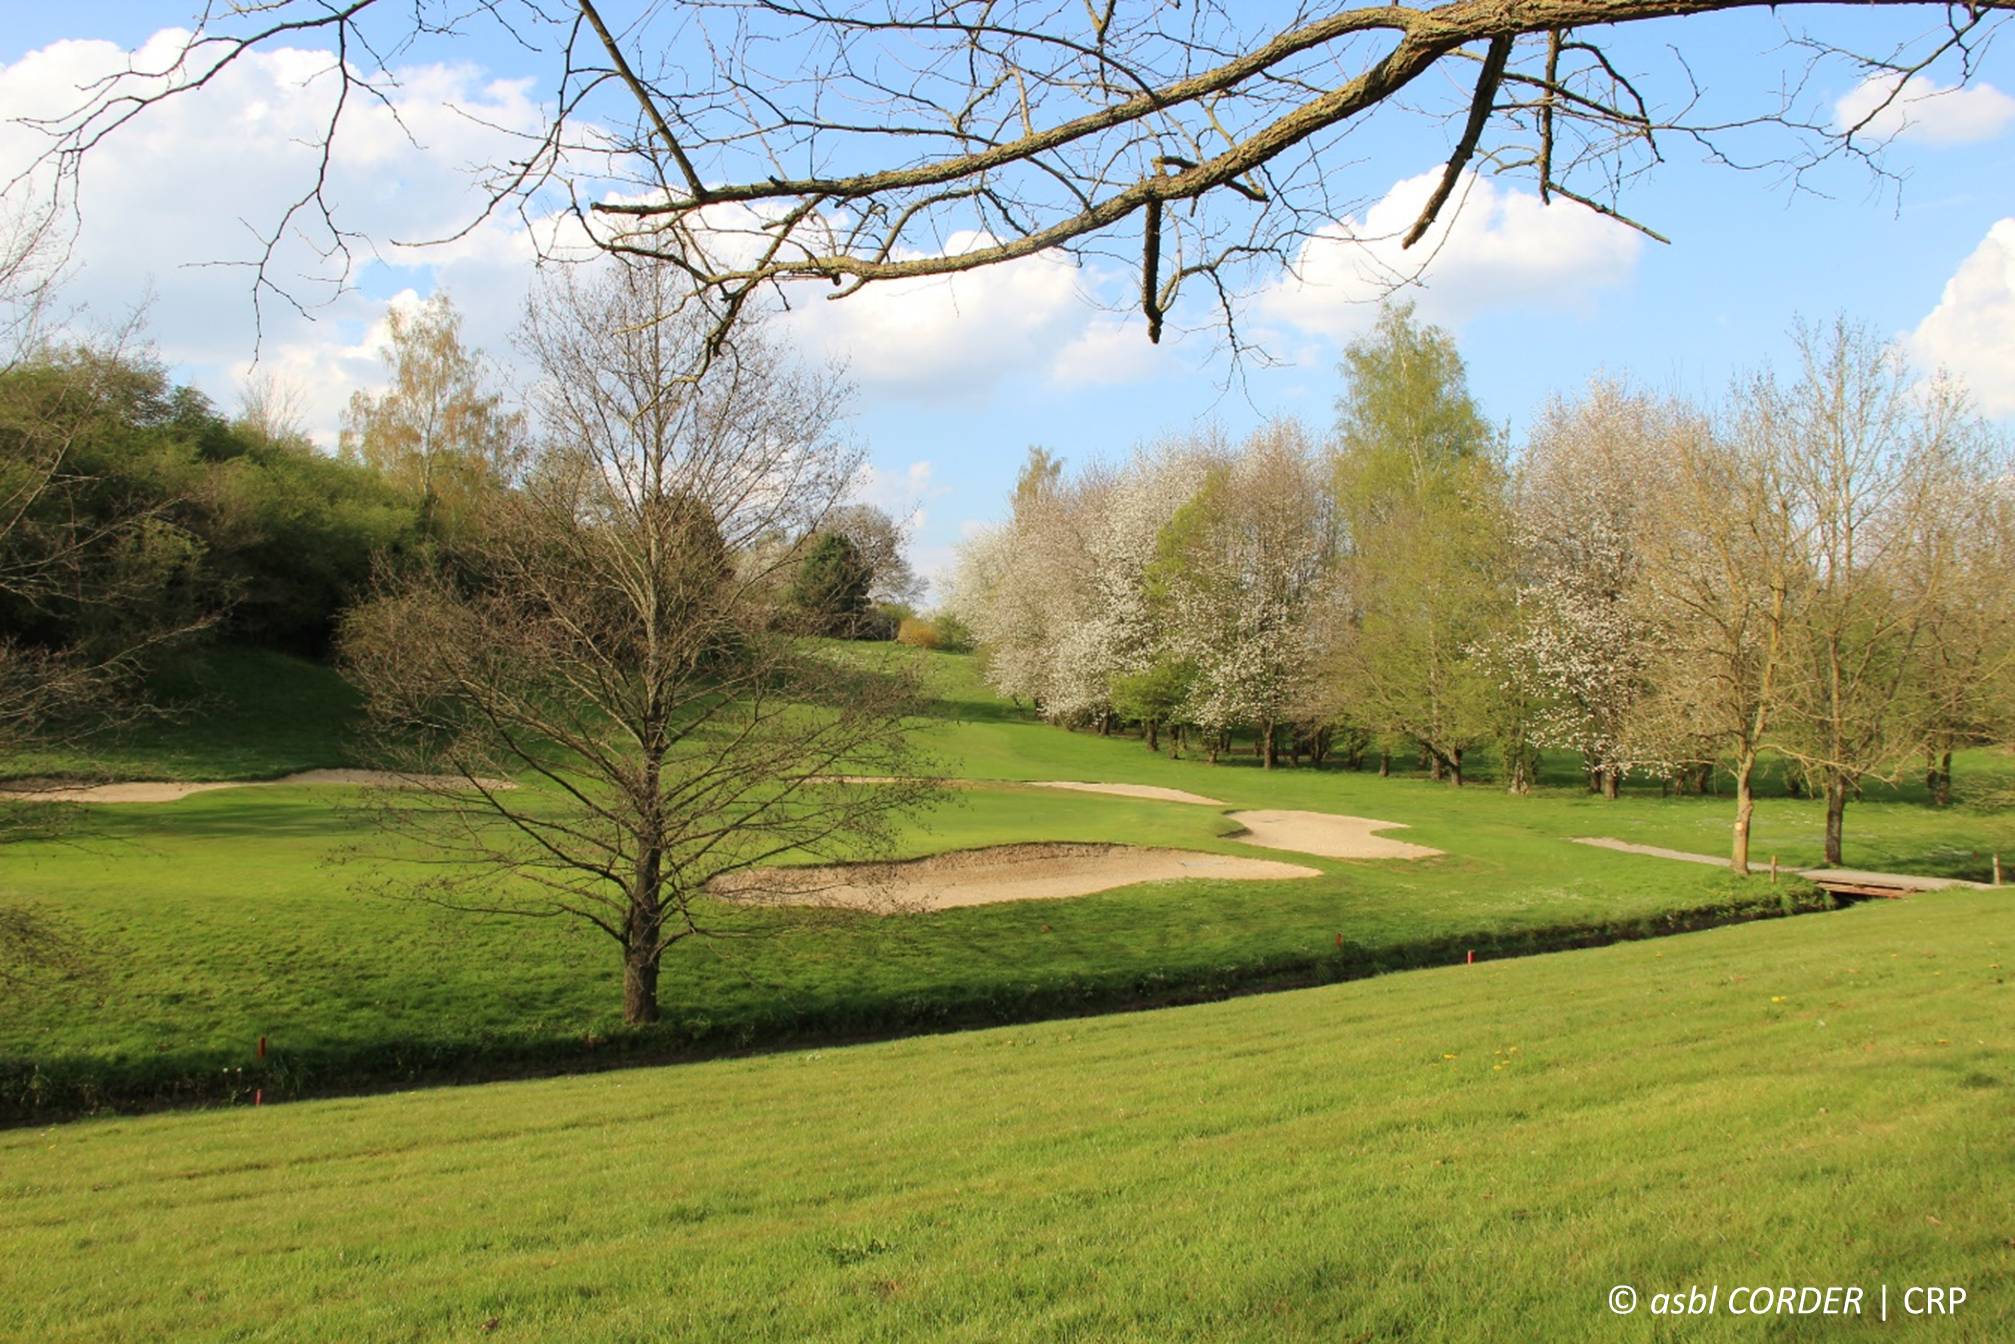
710 842 1319 912
1575 838 1996 891
1225 810 1442 861
1024 781 1227 805
1571 837 1729 866
2 769 515 803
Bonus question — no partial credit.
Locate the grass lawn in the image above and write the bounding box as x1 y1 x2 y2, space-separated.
1 889 2006 1341
4 647 2013 1118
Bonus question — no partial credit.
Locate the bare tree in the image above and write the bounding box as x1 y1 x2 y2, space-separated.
16 2 2010 353
821 503 923 607
339 261 937 1026
1766 319 1995 865
1634 379 1807 874
1910 437 2015 805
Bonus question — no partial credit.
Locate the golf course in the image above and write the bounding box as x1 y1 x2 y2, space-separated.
2 644 2009 1340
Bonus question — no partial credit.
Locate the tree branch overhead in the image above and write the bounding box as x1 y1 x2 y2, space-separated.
12 1 2011 348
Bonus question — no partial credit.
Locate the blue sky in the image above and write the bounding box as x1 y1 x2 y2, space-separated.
4 3 2012 593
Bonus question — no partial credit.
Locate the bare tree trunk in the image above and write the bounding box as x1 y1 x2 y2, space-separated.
624 832 665 1023
1731 752 1756 876
623 941 661 1024
1262 720 1277 770
1378 750 1390 778
1450 747 1463 788
1145 718 1159 753
1428 751 1443 783
1601 767 1620 801
1823 771 1849 866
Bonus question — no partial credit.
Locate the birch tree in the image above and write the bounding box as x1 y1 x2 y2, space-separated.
340 294 526 538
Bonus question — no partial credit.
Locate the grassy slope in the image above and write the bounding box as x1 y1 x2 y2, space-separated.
4 648 2013 1116
0 646 359 782
1 891 2007 1342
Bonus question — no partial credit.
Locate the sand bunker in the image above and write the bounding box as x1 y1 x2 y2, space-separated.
710 842 1319 912
1025 781 1227 806
1225 810 1442 861
2 769 515 804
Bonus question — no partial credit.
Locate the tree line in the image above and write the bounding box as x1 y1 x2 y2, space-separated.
952 306 2015 872
0 294 929 759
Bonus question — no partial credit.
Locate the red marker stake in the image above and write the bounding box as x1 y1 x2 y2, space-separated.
254 1089 262 1107
257 1036 266 1059
1466 950 1474 965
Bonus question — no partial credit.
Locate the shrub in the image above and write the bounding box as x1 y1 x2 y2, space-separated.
896 617 942 650
932 612 973 653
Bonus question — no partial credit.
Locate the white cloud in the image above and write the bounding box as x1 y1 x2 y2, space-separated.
4 30 1180 430
1255 169 1643 341
0 30 549 441
780 232 1176 402
781 238 1091 403
848 459 946 530
1049 315 1165 387
1911 218 2015 417
1836 74 2015 146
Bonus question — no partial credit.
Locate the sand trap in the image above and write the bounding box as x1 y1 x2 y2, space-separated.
1025 781 1227 806
1 769 516 804
710 842 1319 912
1225 810 1442 861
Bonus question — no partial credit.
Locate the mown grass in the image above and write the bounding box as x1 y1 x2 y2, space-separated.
2 646 2011 1120
0 777 1817 1120
1 890 2006 1342
0 646 359 783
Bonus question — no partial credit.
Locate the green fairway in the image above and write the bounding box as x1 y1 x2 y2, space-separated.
2 890 2007 1341
4 648 2013 1119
